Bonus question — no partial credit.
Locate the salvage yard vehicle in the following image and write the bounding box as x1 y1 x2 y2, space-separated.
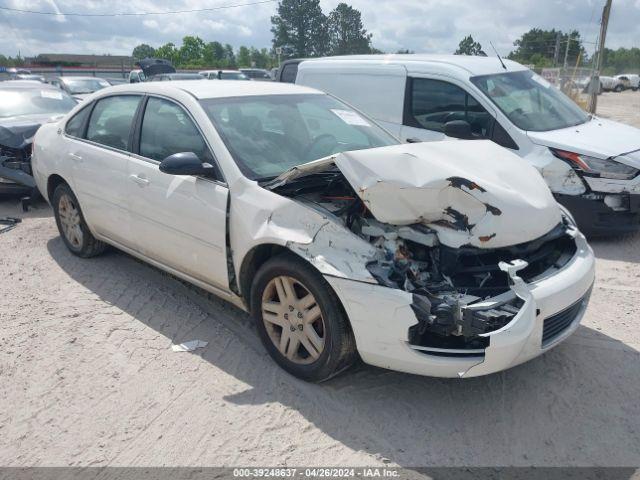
32 81 595 381
295 55 640 236
148 73 205 82
52 76 111 102
199 70 251 80
615 74 639 91
0 81 76 196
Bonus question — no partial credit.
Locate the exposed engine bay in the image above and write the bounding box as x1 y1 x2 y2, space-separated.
269 149 578 352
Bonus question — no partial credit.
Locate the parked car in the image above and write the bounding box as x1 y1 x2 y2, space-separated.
199 70 250 80
615 74 639 91
296 55 640 236
105 78 127 86
32 80 595 381
13 74 46 83
128 69 145 83
132 58 176 83
148 73 205 82
240 68 272 81
52 76 111 101
0 81 76 196
600 75 625 92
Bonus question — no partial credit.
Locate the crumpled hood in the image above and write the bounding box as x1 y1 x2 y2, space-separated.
334 141 561 249
527 116 640 164
0 114 58 149
136 58 176 78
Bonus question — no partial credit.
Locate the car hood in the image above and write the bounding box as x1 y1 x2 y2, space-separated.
527 116 640 163
136 58 176 78
0 113 62 149
268 141 562 249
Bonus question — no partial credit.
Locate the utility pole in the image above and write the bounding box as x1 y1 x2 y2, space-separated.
589 0 613 114
553 32 562 67
563 35 571 69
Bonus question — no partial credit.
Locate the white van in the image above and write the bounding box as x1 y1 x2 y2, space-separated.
296 55 640 235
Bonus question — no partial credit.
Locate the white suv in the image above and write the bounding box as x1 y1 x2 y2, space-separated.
296 55 640 236
31 81 594 381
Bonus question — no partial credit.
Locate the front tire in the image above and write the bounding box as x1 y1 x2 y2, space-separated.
250 253 357 382
52 183 106 258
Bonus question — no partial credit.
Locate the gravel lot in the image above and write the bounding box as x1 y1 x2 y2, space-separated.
1 91 639 468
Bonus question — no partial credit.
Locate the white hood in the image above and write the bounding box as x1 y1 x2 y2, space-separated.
527 116 640 165
334 141 562 249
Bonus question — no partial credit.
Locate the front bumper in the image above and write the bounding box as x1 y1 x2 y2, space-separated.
326 233 595 378
556 193 640 236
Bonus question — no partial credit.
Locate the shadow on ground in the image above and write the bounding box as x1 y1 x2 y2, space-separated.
46 235 640 467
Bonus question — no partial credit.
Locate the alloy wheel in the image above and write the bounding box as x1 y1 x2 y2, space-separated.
58 193 83 249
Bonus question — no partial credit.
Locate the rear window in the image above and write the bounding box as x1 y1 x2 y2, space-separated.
0 88 76 118
280 64 298 83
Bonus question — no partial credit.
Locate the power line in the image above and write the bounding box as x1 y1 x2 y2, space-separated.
0 0 277 17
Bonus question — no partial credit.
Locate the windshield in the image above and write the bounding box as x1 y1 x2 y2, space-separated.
0 88 77 118
220 72 249 80
471 70 589 132
62 78 110 94
200 94 398 180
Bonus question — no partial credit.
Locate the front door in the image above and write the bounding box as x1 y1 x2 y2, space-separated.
127 96 229 290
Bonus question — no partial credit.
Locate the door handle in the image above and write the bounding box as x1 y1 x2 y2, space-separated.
129 174 150 186
68 152 83 162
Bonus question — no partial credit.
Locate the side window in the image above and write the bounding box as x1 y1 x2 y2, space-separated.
65 105 91 138
86 95 141 150
408 78 492 137
139 97 212 163
280 64 298 83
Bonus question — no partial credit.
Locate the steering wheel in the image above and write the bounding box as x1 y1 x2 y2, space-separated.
303 134 339 161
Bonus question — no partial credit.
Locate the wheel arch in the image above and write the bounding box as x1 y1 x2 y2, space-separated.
47 174 70 203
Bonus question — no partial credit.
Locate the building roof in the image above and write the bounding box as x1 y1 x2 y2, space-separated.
34 54 134 67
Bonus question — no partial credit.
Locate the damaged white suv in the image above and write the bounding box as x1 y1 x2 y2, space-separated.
32 81 595 381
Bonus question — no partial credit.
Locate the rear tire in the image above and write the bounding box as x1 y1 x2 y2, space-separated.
52 183 107 258
614 84 624 92
250 253 357 382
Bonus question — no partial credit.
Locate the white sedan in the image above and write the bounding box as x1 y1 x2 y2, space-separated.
32 81 595 381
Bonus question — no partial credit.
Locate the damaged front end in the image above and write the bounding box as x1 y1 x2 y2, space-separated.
0 123 40 195
266 141 583 361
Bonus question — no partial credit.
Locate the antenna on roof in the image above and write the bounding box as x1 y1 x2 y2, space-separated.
490 41 507 70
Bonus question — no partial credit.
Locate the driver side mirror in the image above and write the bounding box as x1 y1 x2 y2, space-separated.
444 120 474 140
159 152 216 177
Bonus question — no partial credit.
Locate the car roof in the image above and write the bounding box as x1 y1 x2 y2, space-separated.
59 76 107 79
301 54 528 76
0 80 60 90
102 80 323 99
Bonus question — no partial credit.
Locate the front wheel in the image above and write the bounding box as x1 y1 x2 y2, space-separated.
52 183 107 258
250 253 357 382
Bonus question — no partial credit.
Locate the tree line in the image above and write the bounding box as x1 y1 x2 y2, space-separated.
455 30 639 74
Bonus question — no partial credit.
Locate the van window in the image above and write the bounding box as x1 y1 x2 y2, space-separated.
86 95 141 150
407 78 492 137
280 64 298 83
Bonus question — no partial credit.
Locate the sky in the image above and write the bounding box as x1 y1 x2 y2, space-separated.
0 0 638 59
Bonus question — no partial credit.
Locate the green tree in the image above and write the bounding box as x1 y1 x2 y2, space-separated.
454 35 484 56
327 3 372 55
154 43 179 65
203 41 226 66
271 0 329 57
224 44 237 67
132 44 156 60
508 28 585 67
237 46 251 67
179 36 206 66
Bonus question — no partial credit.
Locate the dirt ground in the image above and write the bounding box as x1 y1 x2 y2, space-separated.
1 91 639 468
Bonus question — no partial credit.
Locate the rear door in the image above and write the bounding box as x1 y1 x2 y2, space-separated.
65 94 142 246
127 95 229 290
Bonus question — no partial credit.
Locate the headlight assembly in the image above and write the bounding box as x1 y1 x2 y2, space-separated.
551 148 639 180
